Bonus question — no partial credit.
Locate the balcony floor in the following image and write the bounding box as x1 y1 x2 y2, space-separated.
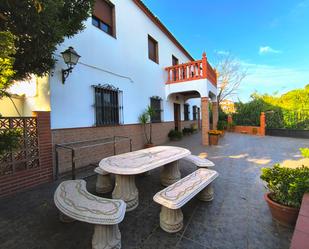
1 133 307 249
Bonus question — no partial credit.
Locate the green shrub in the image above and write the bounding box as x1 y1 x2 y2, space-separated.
261 164 309 208
227 121 236 131
217 120 227 130
168 129 183 140
300 148 309 158
219 108 228 121
0 129 22 155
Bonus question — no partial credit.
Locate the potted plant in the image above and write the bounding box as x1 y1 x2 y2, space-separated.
217 120 227 137
227 122 235 132
182 127 192 136
139 106 155 148
191 123 198 133
260 164 309 226
208 130 222 145
168 129 183 141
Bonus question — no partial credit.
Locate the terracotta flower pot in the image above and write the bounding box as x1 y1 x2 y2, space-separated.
209 134 219 145
219 130 225 137
144 143 155 148
264 193 299 227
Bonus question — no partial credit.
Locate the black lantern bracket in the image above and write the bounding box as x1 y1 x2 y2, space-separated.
62 67 73 84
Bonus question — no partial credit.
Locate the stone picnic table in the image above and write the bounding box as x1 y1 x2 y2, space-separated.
99 146 191 211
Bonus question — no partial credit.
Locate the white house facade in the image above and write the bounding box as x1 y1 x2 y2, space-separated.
0 0 218 174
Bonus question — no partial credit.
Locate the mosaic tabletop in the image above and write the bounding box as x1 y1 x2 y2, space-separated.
99 146 191 175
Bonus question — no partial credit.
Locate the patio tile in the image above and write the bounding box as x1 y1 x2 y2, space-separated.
176 237 207 249
0 132 305 249
182 220 213 247
140 227 181 249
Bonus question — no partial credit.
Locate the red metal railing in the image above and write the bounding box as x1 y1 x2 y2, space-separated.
165 53 217 87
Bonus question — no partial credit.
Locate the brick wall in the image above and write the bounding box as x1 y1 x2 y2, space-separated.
290 194 309 249
53 120 198 174
233 125 263 136
227 113 266 136
0 111 53 197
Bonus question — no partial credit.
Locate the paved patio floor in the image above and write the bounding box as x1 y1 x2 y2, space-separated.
1 133 308 249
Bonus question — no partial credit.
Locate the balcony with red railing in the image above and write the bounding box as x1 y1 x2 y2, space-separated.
165 52 217 87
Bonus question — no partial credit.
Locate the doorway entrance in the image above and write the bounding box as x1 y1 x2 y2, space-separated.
174 103 181 131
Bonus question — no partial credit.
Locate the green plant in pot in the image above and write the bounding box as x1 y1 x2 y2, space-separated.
182 127 192 136
260 164 309 226
139 106 155 148
217 120 227 131
168 129 183 141
227 121 235 131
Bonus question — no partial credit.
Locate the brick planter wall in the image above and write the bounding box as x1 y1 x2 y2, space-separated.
290 194 309 249
228 112 266 136
233 125 263 136
53 120 198 174
0 111 53 198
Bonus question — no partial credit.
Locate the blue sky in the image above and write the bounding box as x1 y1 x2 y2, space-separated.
143 0 309 102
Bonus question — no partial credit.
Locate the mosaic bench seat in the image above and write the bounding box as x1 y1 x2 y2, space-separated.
153 168 218 233
54 180 126 249
95 167 113 194
181 155 215 168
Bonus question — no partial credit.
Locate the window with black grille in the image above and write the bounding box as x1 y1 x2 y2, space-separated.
150 97 162 123
93 84 123 126
184 104 190 121
193 105 197 120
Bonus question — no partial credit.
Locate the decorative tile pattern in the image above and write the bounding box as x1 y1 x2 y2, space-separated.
54 180 126 225
0 117 39 176
154 169 218 209
99 146 190 175
181 154 215 167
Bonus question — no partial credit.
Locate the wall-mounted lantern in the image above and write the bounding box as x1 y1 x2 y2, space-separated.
61 46 81 84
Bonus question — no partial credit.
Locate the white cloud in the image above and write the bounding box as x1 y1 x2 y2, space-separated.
259 46 282 55
290 0 309 16
214 50 230 56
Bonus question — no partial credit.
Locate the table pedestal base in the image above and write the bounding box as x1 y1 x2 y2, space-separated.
198 183 214 201
160 161 181 186
92 224 121 249
159 206 183 233
112 175 138 212
96 174 113 194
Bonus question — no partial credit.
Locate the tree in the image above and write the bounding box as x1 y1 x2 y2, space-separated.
0 0 94 80
215 52 247 104
0 31 16 98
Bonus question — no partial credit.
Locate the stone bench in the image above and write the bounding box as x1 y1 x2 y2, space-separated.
54 180 126 249
95 167 113 194
153 168 218 233
181 155 215 168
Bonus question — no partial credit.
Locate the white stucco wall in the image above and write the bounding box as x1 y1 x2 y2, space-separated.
49 0 207 129
0 96 24 117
